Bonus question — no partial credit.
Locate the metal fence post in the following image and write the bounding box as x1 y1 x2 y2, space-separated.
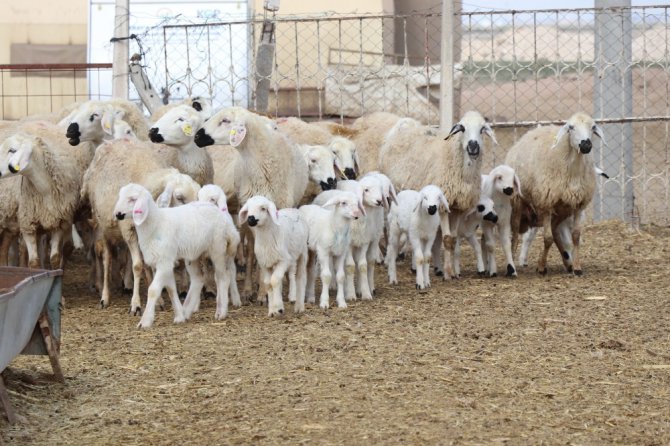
112 0 129 99
440 0 455 131
594 0 634 223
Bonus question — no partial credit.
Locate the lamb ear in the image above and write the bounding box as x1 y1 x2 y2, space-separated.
514 174 524 199
229 122 247 147
444 123 465 141
439 192 451 213
413 196 423 213
132 193 150 226
101 110 116 137
483 122 498 145
387 182 398 206
322 197 340 208
216 192 229 212
358 200 367 217
268 201 280 226
552 124 570 149
333 161 345 180
156 184 174 208
238 203 249 226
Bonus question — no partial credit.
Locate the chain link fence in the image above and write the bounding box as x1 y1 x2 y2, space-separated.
132 6 670 226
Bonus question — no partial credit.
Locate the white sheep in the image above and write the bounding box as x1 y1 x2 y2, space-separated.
194 107 309 300
81 137 201 313
299 191 365 309
299 143 341 203
113 183 236 328
480 165 523 278
386 185 450 290
453 196 498 278
505 112 604 275
64 98 149 146
238 196 309 316
148 104 214 186
328 136 359 180
379 110 497 280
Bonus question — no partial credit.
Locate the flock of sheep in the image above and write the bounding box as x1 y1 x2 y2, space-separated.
0 97 607 328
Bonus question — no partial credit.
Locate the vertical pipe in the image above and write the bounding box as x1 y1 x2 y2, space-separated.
112 0 129 99
440 0 454 131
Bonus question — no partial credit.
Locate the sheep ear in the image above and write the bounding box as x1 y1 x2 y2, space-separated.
594 166 610 179
483 122 498 145
268 201 280 226
216 193 229 212
593 124 607 146
439 192 451 213
334 161 345 180
132 193 150 226
238 203 249 226
512 174 523 199
156 184 174 208
444 123 465 141
101 110 116 137
412 197 422 213
552 124 570 149
358 200 367 217
229 122 247 147
192 100 202 112
353 150 360 177
388 182 398 206
322 197 340 208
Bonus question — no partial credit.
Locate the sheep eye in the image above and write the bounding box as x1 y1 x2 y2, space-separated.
220 118 231 125
176 118 185 122
8 148 16 154
568 124 575 131
89 113 98 122
260 206 266 212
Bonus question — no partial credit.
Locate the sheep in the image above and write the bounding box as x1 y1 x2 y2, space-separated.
313 175 386 301
194 107 309 300
0 176 21 266
505 112 604 275
0 121 95 269
238 196 309 316
64 98 149 146
113 183 235 328
480 165 523 278
81 137 201 313
350 111 403 174
379 110 497 280
148 104 214 186
453 196 498 278
299 143 341 203
328 136 359 180
299 191 365 309
197 184 242 308
385 185 450 290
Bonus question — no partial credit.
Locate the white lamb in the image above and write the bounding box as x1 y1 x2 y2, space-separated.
238 196 309 316
386 185 450 290
113 183 237 328
453 196 498 278
299 191 365 309
480 165 523 278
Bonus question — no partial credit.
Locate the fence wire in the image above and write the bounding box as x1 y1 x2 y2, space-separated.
132 6 669 226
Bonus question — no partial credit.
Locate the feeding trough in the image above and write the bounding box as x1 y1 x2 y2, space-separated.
0 267 63 424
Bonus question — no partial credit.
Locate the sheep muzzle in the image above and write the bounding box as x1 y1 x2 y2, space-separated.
66 122 81 146
115 212 126 220
343 168 356 180
579 139 592 154
466 140 480 158
483 212 498 224
149 127 164 143
503 187 514 196
427 205 437 215
247 215 258 227
194 128 214 147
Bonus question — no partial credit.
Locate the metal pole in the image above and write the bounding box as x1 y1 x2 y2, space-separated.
594 0 634 223
112 0 129 99
440 0 455 131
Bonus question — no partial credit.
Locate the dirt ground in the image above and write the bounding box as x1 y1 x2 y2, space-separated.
1 220 670 445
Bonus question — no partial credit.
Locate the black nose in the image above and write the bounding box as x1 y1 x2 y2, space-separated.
320 177 337 191
477 204 485 212
343 168 356 180
66 122 81 146
503 187 514 196
149 127 164 143
427 205 437 215
467 140 480 158
376 200 382 206
194 128 214 147
484 212 498 223
579 139 592 154
8 164 18 174
115 212 126 220
327 177 337 187
247 216 258 227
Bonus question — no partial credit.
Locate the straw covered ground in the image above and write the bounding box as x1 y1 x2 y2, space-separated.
2 220 670 445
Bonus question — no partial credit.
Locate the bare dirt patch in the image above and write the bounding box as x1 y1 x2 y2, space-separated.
2 221 670 445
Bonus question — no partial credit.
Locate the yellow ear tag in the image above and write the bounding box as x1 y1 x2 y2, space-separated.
182 123 193 136
230 129 237 136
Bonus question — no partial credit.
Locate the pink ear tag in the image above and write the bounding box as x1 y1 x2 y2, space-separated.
229 124 247 147
133 209 144 214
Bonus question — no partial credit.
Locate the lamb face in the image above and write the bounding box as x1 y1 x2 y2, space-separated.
477 197 498 224
322 191 365 220
418 185 449 216
489 165 522 197
113 183 146 222
329 137 358 180
238 195 279 228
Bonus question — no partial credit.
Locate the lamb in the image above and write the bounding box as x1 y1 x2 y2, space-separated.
505 112 604 275
113 183 236 328
64 98 149 146
194 106 309 299
299 191 365 309
453 196 498 278
0 121 95 269
81 137 201 313
379 110 497 279
313 175 386 301
385 185 450 290
480 165 523 278
197 184 242 308
238 196 309 316
148 104 214 186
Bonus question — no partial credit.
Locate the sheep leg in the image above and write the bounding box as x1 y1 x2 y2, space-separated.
100 240 113 309
227 257 241 307
242 229 257 303
441 214 457 279
386 222 400 285
182 260 206 320
510 205 522 258
453 238 462 278
431 227 443 276
413 242 426 290
268 264 287 316
287 264 297 303
571 214 584 276
317 250 334 309
355 245 373 300
333 254 348 309
366 242 377 297
127 239 145 316
537 216 553 275
294 250 308 314
422 238 433 288
23 232 41 269
344 248 356 301
305 250 317 304
0 232 11 266
48 229 65 270
214 257 232 320
550 217 573 273
138 266 184 328
519 227 538 267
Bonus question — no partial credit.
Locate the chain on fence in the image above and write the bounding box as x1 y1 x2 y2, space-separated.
132 6 669 226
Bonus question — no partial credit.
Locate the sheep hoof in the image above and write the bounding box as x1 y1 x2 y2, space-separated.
477 270 486 276
506 264 517 277
131 306 142 316
489 273 497 278
397 253 406 261
566 265 574 273
99 299 108 309
538 268 548 276
122 287 132 296
410 268 416 273
574 269 583 277
178 291 187 301
204 291 216 300
434 268 444 277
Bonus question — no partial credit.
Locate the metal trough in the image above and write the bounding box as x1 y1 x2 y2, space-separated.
0 267 63 424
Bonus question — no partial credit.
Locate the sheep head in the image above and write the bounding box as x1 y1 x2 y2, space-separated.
552 112 605 154
194 106 255 148
0 133 37 177
322 191 366 219
488 164 523 198
149 104 204 147
155 172 202 208
415 185 450 216
64 100 125 146
444 110 496 160
198 184 229 213
467 196 497 224
302 144 339 191
328 136 358 180
114 183 152 226
239 195 279 228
